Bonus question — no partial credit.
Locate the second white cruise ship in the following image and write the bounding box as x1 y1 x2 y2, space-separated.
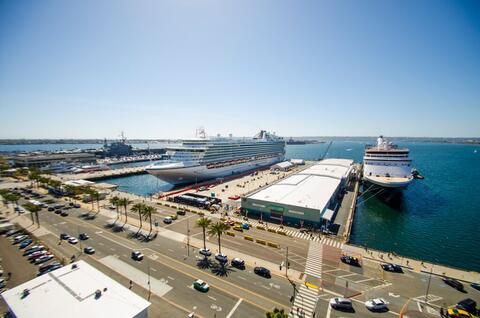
146 129 285 185
363 136 414 189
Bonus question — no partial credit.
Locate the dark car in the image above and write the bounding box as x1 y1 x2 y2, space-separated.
177 209 186 216
79 233 90 240
60 233 70 240
341 256 360 267
69 202 75 207
23 245 44 256
47 207 55 211
84 246 95 255
39 261 61 273
471 282 480 292
73 204 81 208
443 277 464 291
54 209 62 214
381 263 403 273
19 239 33 249
455 298 477 314
61 211 69 217
231 258 245 269
38 264 62 276
254 266 271 278
131 251 144 261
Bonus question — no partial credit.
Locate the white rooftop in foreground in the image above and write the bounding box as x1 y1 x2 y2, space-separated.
1 260 150 318
247 159 354 212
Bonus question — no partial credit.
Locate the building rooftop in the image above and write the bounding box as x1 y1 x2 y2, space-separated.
247 159 354 212
1 260 150 318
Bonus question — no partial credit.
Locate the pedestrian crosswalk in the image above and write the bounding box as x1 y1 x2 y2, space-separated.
240 219 344 249
289 241 323 318
289 284 318 318
305 241 323 278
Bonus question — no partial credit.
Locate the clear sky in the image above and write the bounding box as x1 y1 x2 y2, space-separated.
1 0 479 139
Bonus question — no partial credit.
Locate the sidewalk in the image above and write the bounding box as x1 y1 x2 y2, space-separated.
343 244 480 283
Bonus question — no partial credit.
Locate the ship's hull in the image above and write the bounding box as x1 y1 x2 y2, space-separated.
146 156 283 185
363 175 413 189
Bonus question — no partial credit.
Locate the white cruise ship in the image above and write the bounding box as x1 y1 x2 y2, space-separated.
146 129 285 185
363 136 414 189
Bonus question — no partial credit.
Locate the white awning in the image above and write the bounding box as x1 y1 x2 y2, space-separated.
322 209 335 221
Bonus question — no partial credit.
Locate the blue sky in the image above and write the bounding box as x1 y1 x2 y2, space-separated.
1 0 479 139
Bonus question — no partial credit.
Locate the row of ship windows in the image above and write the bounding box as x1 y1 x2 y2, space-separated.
366 162 411 167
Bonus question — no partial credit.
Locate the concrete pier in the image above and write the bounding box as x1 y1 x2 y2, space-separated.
56 166 147 181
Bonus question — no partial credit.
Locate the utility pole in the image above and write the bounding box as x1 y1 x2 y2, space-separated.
78 225 82 256
148 260 151 300
187 218 190 257
424 264 434 306
285 246 289 278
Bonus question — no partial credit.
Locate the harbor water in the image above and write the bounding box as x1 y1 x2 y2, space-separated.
2 141 479 271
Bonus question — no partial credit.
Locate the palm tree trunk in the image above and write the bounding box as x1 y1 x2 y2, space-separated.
202 228 207 250
123 206 128 227
218 235 221 254
136 212 142 235
30 211 35 224
115 207 119 224
35 211 40 227
148 214 152 236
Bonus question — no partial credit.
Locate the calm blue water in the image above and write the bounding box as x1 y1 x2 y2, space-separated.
288 142 480 272
3 141 479 271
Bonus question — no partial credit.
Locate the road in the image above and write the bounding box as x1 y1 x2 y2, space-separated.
7 186 480 318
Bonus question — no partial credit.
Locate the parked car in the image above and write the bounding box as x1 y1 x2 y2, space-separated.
19 239 33 249
61 211 69 217
224 220 235 226
176 209 186 216
79 233 89 240
341 256 361 267
73 204 81 208
60 233 70 240
193 279 209 292
54 209 62 214
241 223 250 230
84 246 95 255
163 216 173 224
365 298 388 311
35 254 54 264
68 237 78 244
329 297 353 310
28 251 48 261
471 282 480 292
231 258 245 269
381 263 403 273
47 207 55 211
38 264 62 276
443 277 465 291
23 245 44 256
454 298 477 314
215 253 228 263
254 266 271 278
131 251 144 261
199 248 212 257
39 261 61 273
13 235 29 244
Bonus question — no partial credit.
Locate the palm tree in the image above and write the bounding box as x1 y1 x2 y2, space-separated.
24 202 42 226
131 202 144 234
109 196 121 224
196 217 212 253
64 185 77 202
143 205 155 237
119 198 132 227
91 190 101 213
265 308 288 318
208 221 228 254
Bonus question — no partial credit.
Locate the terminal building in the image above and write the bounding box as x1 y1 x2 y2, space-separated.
241 158 354 227
11 152 97 168
1 261 150 318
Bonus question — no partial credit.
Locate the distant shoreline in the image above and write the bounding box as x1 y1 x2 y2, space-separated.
0 137 479 145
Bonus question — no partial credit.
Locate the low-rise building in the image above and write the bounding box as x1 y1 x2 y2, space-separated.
11 152 97 168
242 158 354 227
1 260 150 318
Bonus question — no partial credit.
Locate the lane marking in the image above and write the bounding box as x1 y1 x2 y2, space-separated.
208 296 217 301
226 298 243 318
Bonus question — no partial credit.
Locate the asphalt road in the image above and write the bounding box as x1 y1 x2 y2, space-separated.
9 188 480 318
